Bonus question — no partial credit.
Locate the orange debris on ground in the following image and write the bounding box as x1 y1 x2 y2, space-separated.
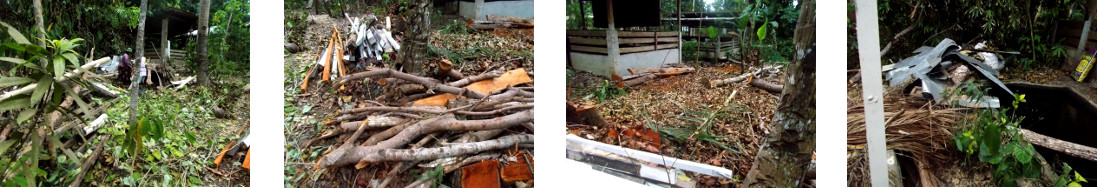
460 160 501 188
414 68 533 106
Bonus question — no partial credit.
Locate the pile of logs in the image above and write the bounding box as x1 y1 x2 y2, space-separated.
467 15 534 30
707 65 784 93
310 67 535 187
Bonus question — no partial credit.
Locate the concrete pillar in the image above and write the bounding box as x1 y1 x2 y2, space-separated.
161 18 169 63
474 0 484 20
605 0 620 76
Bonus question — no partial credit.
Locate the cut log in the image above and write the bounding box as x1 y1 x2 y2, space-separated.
617 73 655 87
460 160 502 188
68 134 111 187
501 152 533 182
749 78 784 93
1020 129 1097 162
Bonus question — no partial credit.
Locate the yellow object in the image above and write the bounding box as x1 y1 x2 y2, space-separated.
1072 50 1097 82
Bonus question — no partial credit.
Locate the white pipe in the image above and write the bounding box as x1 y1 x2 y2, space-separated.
565 134 734 180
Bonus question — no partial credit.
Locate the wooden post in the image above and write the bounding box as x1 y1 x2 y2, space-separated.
161 18 169 64
854 0 889 186
605 0 620 76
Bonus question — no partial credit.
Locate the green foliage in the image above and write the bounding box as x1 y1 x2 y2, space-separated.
0 21 95 187
441 20 470 34
862 0 1082 69
565 1 593 30
1055 163 1088 187
682 39 700 60
417 165 445 188
952 93 1042 186
584 80 627 103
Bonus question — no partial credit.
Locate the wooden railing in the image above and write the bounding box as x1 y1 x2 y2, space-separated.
566 30 679 54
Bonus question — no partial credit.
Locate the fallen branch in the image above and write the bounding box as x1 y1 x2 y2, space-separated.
1020 129 1097 162
749 78 784 93
337 68 487 99
365 134 531 162
318 110 534 168
68 134 111 187
707 65 780 88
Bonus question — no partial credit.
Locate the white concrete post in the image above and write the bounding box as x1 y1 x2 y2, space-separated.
854 0 889 186
605 0 620 76
474 0 484 20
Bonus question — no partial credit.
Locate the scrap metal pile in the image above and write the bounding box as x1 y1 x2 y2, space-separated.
298 14 535 187
884 38 1016 108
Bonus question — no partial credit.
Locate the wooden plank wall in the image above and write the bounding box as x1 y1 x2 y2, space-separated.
566 30 679 54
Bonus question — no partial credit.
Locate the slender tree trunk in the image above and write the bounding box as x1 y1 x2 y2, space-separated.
742 0 815 187
401 0 432 76
198 0 211 86
33 0 46 65
129 0 148 126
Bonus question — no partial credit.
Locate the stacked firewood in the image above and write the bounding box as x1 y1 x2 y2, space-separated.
309 67 535 187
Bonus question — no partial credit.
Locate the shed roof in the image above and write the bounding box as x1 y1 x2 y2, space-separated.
146 8 198 38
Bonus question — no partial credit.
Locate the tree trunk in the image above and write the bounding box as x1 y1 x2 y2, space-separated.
742 0 815 187
197 0 211 86
129 0 148 126
33 0 46 65
401 0 432 76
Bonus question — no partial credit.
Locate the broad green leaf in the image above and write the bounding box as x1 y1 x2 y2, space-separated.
0 22 30 44
62 53 80 67
0 139 16 155
0 77 34 87
17 108 36 122
53 57 65 79
1069 182 1082 187
1077 171 1087 183
756 21 768 41
1023 163 1041 178
1016 145 1032 164
0 95 31 112
0 57 26 66
188 176 201 185
30 76 52 105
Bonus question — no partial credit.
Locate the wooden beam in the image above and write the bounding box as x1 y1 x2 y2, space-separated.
570 45 608 54
620 43 678 54
568 37 678 46
567 30 678 38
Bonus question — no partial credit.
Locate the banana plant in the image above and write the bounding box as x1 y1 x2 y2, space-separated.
0 21 93 187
